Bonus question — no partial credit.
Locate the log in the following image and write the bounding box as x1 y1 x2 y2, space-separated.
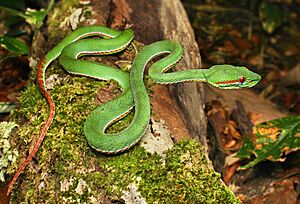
116 0 206 143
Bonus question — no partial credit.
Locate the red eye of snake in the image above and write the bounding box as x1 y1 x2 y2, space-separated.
239 77 246 83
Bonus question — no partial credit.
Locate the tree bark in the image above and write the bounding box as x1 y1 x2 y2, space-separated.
109 0 207 144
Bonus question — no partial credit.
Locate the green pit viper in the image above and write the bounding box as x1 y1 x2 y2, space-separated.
7 25 261 194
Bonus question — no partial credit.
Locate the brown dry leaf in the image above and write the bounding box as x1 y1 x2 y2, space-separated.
228 120 238 129
236 194 247 203
228 120 242 140
224 139 237 149
223 162 239 185
248 112 262 125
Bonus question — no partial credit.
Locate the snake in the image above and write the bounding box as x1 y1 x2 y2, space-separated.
7 25 261 194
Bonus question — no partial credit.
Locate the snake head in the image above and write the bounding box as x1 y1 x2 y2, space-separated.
206 65 261 89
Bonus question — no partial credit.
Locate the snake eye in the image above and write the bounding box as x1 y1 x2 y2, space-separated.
239 77 246 84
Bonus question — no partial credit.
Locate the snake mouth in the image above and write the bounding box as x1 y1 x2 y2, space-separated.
249 75 261 87
249 80 259 86
217 83 243 89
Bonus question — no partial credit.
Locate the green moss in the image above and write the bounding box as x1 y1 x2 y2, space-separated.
139 141 241 203
105 111 134 133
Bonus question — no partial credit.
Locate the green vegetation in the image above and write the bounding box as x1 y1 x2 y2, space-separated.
237 116 300 169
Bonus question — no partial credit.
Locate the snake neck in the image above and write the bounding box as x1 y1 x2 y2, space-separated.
153 69 208 84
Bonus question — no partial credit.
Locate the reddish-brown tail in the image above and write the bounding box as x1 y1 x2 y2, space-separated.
7 57 55 195
7 105 55 195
